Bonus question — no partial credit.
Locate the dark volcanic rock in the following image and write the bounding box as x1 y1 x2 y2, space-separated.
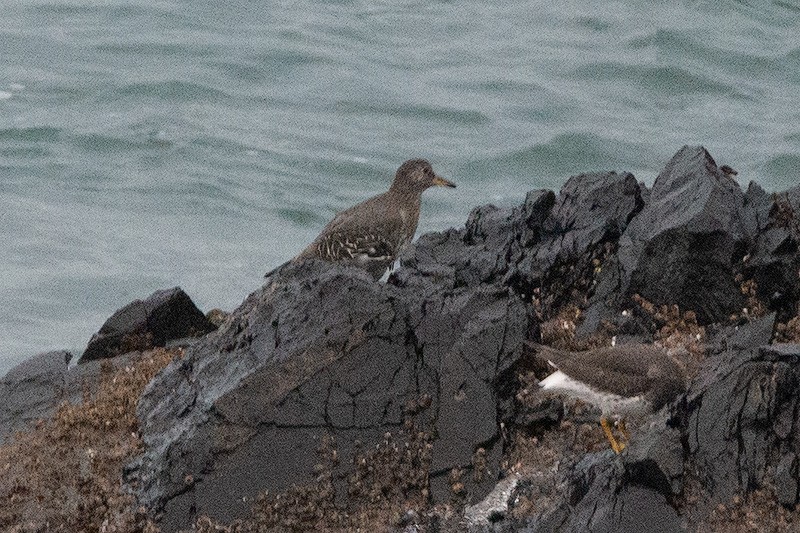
686 342 800 507
511 452 681 533
615 146 752 323
0 350 149 445
564 456 681 533
743 183 800 320
399 171 644 306
128 261 527 530
0 350 71 445
78 287 216 363
120 145 800 531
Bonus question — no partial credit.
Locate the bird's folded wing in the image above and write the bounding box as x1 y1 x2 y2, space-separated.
318 231 396 261
555 360 651 397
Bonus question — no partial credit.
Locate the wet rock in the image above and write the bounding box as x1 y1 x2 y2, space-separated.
399 171 643 308
127 261 527 530
0 350 146 445
616 146 752 324
743 184 800 320
775 452 798 507
525 452 681 533
0 350 71 445
622 413 685 496
705 312 776 355
115 145 800 530
78 287 216 363
686 342 800 506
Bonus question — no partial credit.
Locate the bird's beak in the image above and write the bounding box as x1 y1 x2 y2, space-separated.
432 174 456 188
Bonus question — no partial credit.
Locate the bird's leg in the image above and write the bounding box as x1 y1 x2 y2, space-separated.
601 417 626 454
617 419 631 442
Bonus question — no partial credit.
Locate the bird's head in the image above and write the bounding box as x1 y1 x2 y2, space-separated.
390 159 456 195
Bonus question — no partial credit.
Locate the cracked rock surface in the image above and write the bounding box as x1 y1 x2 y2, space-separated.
128 262 528 530
127 166 649 530
118 145 800 531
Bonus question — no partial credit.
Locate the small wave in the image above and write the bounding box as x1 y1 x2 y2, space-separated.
71 132 174 153
275 207 329 227
114 80 231 102
0 126 62 142
574 16 612 32
764 153 800 189
461 132 650 185
786 132 800 143
189 135 251 153
774 0 800 14
630 28 785 79
459 78 546 96
0 146 51 158
94 42 213 58
571 61 741 97
216 49 328 83
628 29 693 53
335 100 491 126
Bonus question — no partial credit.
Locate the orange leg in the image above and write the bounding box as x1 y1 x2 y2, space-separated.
601 417 626 454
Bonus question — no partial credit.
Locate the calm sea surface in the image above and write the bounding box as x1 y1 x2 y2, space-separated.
1 0 799 373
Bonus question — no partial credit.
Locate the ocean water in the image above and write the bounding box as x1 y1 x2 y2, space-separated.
1 0 799 373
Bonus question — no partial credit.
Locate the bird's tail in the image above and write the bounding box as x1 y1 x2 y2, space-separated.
263 259 292 280
524 341 569 368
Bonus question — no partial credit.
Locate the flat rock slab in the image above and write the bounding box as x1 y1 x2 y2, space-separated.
78 287 216 363
128 262 527 531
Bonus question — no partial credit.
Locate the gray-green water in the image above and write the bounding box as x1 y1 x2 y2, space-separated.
1 0 799 373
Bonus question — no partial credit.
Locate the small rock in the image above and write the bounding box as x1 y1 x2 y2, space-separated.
0 350 71 445
78 287 217 363
205 308 229 327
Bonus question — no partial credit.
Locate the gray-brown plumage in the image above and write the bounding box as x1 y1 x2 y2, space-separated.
531 343 688 453
294 159 455 280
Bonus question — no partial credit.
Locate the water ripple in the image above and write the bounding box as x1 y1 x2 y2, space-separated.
114 80 231 101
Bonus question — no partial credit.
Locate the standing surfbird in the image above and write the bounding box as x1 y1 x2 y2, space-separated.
293 159 455 280
529 343 687 453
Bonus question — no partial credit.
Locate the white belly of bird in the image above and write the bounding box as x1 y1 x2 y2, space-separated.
539 370 649 420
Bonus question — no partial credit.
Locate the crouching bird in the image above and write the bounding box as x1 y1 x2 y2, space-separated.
529 343 687 453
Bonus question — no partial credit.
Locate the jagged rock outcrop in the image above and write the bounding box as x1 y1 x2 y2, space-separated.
128 261 527 530
121 145 800 531
620 146 754 323
127 170 648 531
491 314 796 533
742 183 800 320
78 286 216 363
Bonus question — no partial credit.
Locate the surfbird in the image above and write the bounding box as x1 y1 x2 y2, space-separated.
293 159 455 280
530 343 687 453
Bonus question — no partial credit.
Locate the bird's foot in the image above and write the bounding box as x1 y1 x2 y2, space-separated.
601 417 626 454
616 419 631 442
